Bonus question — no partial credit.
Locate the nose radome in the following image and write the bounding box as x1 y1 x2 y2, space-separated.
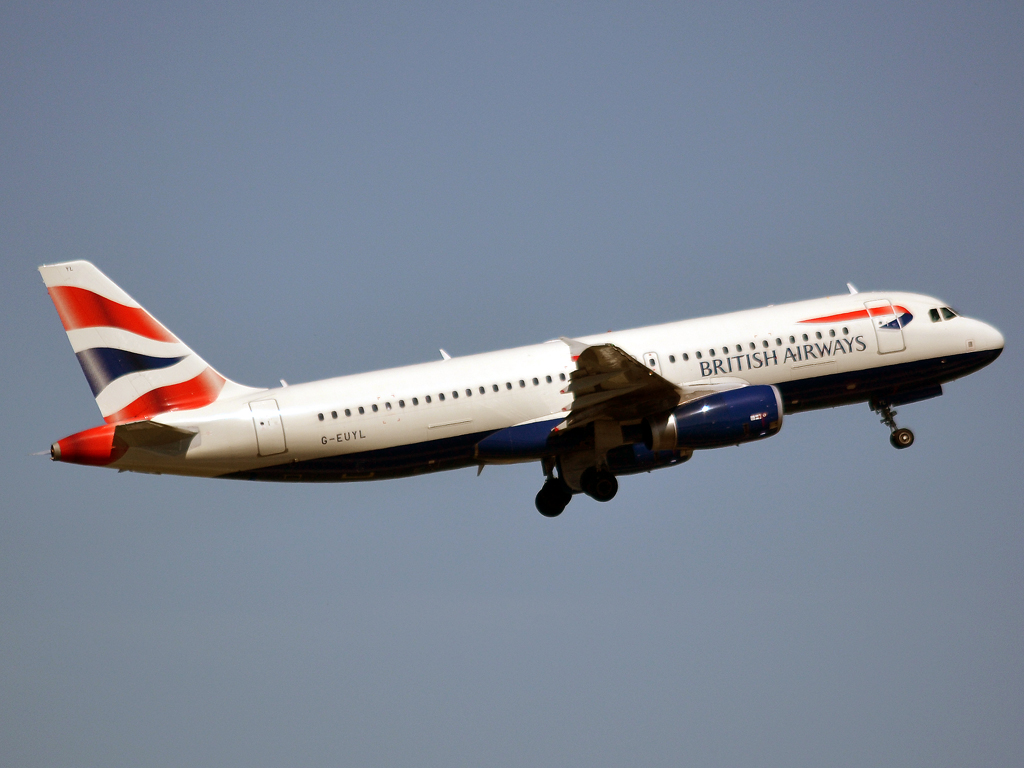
976 320 1004 352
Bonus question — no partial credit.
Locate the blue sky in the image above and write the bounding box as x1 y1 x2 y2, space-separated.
2 4 1022 766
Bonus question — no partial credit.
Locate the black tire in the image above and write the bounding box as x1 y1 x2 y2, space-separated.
892 427 914 449
535 479 571 517
589 470 618 502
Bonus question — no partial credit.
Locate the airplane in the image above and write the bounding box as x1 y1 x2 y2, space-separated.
39 261 1003 517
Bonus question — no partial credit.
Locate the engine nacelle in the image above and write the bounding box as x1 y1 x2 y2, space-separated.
605 443 691 476
642 384 783 451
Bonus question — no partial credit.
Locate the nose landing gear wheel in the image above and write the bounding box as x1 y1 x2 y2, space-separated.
872 399 915 450
535 478 573 517
580 467 618 502
890 427 914 449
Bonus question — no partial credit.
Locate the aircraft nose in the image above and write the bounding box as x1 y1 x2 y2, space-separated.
978 320 1004 352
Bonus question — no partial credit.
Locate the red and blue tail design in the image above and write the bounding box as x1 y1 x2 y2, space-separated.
39 261 240 423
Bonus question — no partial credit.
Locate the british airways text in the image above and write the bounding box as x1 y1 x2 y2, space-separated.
699 335 868 377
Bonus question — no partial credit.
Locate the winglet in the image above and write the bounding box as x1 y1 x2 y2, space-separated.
847 282 859 294
559 337 590 362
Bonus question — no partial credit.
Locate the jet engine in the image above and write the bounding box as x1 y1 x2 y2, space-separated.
642 385 783 451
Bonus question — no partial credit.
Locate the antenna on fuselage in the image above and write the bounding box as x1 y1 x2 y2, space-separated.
847 283 859 294
439 349 452 360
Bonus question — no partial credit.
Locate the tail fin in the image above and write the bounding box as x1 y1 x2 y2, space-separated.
39 260 253 423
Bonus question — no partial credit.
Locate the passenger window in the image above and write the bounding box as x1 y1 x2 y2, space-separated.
331 411 338 419
722 347 728 355
451 391 458 399
399 400 405 408
506 382 512 390
545 375 552 383
762 340 769 348
466 389 472 397
682 353 689 361
776 338 782 346
696 351 702 359
842 327 849 335
829 329 835 337
749 342 755 350
412 398 419 406
519 380 526 388
385 402 392 410
358 406 365 414
802 333 808 341
559 373 566 381
709 349 715 357
480 386 486 394
439 393 445 401
668 355 675 363
492 384 499 392
345 409 351 417
425 396 431 404
815 332 822 339
941 307 957 320
318 413 324 421
789 336 795 343
532 378 539 385
372 404 378 412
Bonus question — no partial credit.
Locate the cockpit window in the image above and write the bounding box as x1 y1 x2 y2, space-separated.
929 308 941 322
941 307 958 320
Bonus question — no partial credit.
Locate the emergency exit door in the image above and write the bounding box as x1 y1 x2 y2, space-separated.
643 351 662 375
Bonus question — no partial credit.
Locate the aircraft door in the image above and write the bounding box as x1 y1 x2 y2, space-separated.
643 351 662 375
250 399 287 456
865 300 906 354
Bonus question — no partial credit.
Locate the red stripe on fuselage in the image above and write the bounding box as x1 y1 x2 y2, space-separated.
103 368 225 423
48 286 178 342
799 306 909 324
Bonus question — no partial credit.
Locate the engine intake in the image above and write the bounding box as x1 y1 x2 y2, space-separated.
643 385 783 451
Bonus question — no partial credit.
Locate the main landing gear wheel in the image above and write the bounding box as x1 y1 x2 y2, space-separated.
580 467 618 502
535 478 573 517
890 427 915 449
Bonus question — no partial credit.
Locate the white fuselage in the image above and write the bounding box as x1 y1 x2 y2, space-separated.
121 290 1002 480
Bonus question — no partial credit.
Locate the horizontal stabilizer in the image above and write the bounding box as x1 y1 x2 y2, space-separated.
113 420 198 449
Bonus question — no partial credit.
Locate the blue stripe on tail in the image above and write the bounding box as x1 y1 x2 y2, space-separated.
75 347 187 396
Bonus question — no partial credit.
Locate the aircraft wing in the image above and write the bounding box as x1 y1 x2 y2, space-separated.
557 337 746 429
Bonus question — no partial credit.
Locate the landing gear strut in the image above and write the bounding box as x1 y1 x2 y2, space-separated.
871 399 915 450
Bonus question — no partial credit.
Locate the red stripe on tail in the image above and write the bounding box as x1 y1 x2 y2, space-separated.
103 368 226 423
48 285 178 342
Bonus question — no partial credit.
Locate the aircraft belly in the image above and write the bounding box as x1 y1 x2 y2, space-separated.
778 348 1000 413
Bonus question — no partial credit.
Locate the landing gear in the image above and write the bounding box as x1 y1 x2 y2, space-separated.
535 477 573 517
890 428 914 449
580 467 618 502
872 399 915 450
534 456 619 516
